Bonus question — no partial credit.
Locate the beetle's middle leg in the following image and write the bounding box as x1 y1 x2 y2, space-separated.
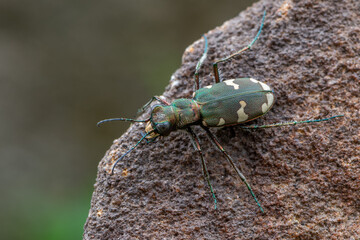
201 125 264 213
212 11 266 83
187 126 217 209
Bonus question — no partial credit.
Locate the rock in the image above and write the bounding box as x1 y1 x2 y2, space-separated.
84 0 360 239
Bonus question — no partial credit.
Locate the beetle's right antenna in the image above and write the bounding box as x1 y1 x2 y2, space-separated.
111 130 154 175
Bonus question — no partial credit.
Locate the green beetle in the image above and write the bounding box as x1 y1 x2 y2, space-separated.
98 11 342 212
144 78 274 138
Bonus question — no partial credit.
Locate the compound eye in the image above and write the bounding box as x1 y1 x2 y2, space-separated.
156 122 171 136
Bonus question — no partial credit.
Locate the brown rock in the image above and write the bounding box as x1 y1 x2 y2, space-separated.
84 0 360 239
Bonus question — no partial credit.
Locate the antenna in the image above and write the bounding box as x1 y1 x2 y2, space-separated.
97 117 149 127
111 130 154 175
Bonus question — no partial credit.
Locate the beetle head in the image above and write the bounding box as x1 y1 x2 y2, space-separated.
97 104 178 174
145 105 176 139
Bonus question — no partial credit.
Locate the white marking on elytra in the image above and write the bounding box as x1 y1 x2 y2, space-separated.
204 85 212 89
266 93 274 107
224 79 240 89
217 118 225 126
259 81 271 91
249 78 259 83
261 103 268 113
253 80 273 113
250 78 271 92
237 101 248 122
202 120 208 126
261 93 274 113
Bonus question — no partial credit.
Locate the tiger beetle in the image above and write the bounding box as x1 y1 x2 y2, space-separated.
98 11 343 212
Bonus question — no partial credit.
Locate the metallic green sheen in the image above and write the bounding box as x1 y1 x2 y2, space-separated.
194 78 274 127
170 99 201 128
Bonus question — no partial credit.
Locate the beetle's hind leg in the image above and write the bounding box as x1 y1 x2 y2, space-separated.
187 127 218 209
201 126 264 213
239 115 344 129
212 11 266 83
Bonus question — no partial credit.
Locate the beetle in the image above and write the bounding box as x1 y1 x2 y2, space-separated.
98 11 343 212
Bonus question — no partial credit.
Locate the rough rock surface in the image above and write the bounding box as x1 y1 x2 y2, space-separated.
84 0 360 239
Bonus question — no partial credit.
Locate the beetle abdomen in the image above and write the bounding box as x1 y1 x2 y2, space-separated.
194 78 274 127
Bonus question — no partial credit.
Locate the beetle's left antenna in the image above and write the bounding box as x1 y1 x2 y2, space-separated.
194 35 208 90
97 118 149 127
111 130 154 175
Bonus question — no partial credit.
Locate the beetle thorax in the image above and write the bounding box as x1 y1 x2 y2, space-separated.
170 98 201 128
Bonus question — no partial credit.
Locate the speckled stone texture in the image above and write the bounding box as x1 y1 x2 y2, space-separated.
84 0 360 239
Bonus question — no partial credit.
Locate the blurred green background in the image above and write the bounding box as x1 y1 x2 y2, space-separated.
0 0 256 239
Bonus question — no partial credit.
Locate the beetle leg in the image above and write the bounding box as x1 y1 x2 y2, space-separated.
201 126 264 213
212 11 266 83
137 96 170 115
194 35 208 91
240 115 344 129
187 127 217 210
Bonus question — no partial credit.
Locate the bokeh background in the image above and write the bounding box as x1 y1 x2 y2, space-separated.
0 0 256 239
